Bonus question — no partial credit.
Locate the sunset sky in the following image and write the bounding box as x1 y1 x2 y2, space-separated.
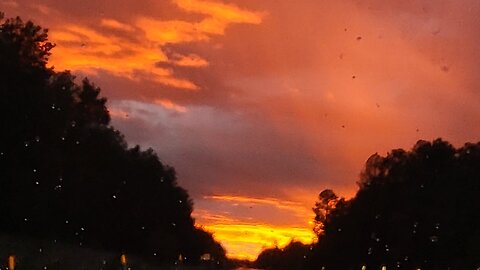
3 0 480 260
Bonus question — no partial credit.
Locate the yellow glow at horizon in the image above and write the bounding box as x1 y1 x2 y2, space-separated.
203 223 315 260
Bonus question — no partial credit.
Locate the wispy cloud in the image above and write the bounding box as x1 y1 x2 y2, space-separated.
204 194 312 218
46 0 262 91
154 99 188 113
174 0 263 34
100 18 135 32
169 53 209 68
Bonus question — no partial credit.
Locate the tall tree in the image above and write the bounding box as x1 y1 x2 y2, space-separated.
307 139 480 269
0 15 225 266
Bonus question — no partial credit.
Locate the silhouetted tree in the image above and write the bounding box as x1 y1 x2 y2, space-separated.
256 139 480 270
0 14 225 266
307 139 480 269
255 241 311 270
313 189 339 235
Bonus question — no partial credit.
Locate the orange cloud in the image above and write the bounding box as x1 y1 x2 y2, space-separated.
45 0 262 92
170 53 209 67
135 18 209 44
49 24 203 90
204 194 312 218
154 99 188 113
174 0 263 35
100 18 135 32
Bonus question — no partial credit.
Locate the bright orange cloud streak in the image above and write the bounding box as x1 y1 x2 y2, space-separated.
136 18 209 44
100 18 135 32
175 0 263 35
47 0 262 91
154 99 188 113
204 194 312 218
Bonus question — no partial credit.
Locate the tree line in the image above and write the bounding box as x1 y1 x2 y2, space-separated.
0 14 225 268
255 140 480 269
